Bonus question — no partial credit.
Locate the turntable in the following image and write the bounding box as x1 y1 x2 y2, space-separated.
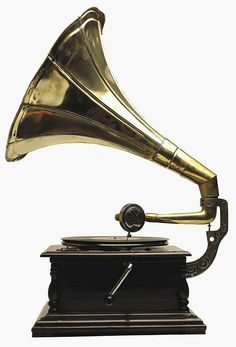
5 8 228 336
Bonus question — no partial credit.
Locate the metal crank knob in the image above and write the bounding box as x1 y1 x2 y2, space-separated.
104 294 114 306
115 203 145 232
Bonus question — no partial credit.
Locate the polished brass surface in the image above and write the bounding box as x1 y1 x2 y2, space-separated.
6 7 220 225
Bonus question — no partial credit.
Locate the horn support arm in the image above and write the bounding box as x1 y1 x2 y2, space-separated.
186 198 228 277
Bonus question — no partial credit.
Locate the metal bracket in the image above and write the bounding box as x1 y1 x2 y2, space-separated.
186 198 228 278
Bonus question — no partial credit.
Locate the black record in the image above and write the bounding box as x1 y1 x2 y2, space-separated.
62 236 168 250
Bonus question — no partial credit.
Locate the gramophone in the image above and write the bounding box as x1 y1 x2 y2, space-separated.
6 8 228 337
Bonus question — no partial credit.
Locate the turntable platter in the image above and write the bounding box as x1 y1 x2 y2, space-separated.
61 236 168 250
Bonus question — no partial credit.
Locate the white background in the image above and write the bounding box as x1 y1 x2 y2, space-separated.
0 0 235 346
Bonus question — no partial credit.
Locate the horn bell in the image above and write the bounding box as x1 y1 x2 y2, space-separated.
6 7 219 225
6 7 163 163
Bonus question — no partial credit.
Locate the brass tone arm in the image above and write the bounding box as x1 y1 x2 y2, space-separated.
145 200 216 225
116 198 217 232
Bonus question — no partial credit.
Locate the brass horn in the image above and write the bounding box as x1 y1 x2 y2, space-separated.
6 7 226 232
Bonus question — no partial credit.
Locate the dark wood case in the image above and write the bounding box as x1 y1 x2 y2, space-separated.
32 245 206 336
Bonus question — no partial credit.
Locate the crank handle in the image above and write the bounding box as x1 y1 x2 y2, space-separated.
104 262 133 306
